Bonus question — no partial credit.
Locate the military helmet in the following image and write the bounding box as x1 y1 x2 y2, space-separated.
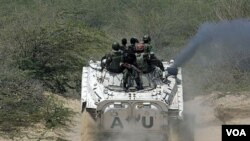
143 35 151 43
130 37 139 45
112 42 120 51
121 38 127 46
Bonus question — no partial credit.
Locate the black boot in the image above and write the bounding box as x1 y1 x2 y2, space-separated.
135 79 143 90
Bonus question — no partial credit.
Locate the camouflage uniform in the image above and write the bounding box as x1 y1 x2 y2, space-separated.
149 52 164 71
143 35 152 53
135 52 153 73
106 51 123 73
102 42 123 73
142 35 164 71
122 38 143 90
144 43 152 53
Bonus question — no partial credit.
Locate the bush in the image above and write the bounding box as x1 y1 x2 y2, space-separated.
0 65 43 132
0 65 73 135
14 24 110 96
43 95 73 129
0 1 111 136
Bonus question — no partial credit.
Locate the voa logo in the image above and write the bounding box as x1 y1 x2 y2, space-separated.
226 129 246 136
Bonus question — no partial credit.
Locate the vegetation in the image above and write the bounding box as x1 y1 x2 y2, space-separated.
0 0 249 138
15 24 110 96
0 0 110 137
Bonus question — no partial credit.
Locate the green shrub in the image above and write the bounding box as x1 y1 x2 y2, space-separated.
14 24 110 96
0 1 111 136
0 66 44 132
43 95 73 129
0 65 73 135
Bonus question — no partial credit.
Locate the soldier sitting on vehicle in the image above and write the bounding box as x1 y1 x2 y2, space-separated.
122 36 162 89
141 35 165 71
131 35 155 73
142 35 152 53
121 37 143 90
121 62 143 90
120 38 127 52
101 42 123 73
128 37 139 52
149 52 165 71
135 52 154 74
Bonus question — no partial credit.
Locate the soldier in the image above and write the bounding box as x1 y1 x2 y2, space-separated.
131 35 153 73
135 52 153 73
120 38 127 51
122 37 143 90
121 62 143 90
101 42 123 73
149 52 165 71
128 37 139 52
142 34 152 53
141 35 164 71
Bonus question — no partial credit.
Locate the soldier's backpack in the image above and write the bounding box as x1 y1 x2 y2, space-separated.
106 52 123 73
136 53 152 73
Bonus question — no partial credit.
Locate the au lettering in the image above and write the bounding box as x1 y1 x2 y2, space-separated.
142 116 153 128
226 129 246 136
110 116 154 129
111 117 124 129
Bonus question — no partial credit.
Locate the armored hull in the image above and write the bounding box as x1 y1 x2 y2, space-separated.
81 60 192 141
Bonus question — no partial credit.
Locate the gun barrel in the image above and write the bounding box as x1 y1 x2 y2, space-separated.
131 65 142 73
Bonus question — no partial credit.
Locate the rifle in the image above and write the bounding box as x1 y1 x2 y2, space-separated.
121 63 142 73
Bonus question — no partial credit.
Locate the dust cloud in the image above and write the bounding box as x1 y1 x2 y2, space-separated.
173 20 250 98
81 112 98 141
81 113 166 141
173 19 250 68
175 19 250 141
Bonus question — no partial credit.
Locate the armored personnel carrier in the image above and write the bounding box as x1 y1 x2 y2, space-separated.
81 60 193 141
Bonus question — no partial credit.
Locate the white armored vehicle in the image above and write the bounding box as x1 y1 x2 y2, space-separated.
81 60 193 141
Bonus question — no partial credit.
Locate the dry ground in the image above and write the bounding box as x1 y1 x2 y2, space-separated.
1 92 250 141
